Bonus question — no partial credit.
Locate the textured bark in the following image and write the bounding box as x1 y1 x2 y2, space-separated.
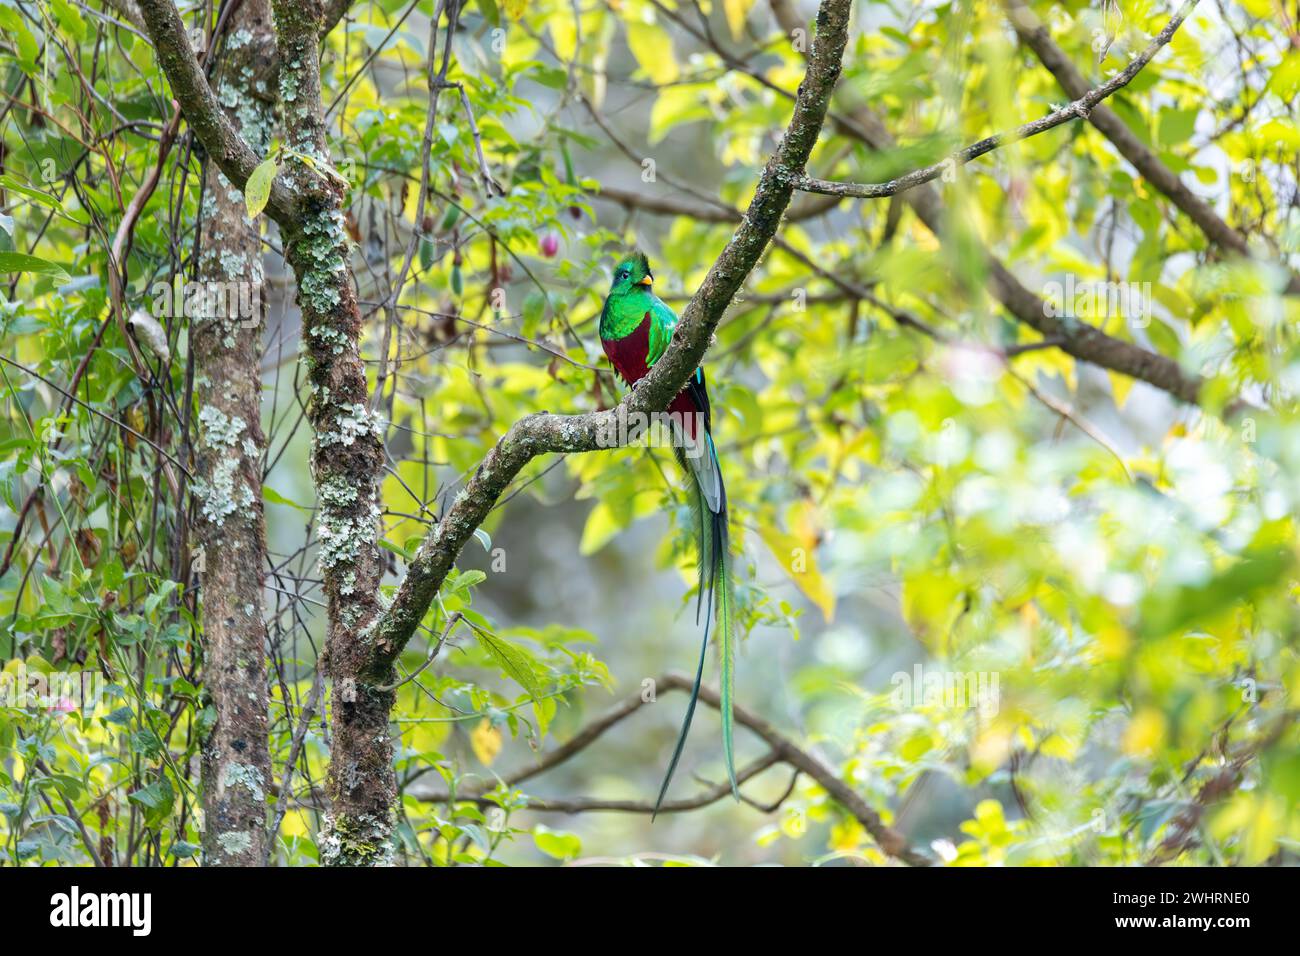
138 0 862 865
193 0 277 867
138 0 299 221
140 0 393 866
270 0 394 867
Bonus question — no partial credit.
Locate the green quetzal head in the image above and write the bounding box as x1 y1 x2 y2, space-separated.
608 250 654 296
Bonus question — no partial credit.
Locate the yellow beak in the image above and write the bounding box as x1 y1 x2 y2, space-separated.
637 275 653 286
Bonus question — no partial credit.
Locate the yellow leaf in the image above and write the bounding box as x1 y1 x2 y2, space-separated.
281 809 309 838
723 0 753 39
1122 708 1166 757
1267 52 1300 101
470 719 502 766
1108 371 1133 410
829 818 865 851
549 13 577 61
759 521 836 622
580 500 620 555
970 723 1011 773
899 569 964 646
974 799 1007 833
1093 623 1131 660
580 491 657 555
649 85 712 145
780 807 808 839
244 156 278 219
625 19 678 84
1039 733 1079 761
1244 794 1285 865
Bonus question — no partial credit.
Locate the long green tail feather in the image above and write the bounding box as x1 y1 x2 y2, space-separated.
716 513 737 798
654 442 737 818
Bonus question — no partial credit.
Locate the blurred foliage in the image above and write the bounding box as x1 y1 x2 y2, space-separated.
0 0 1298 865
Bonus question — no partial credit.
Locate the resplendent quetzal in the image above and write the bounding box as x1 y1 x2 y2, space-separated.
598 250 737 815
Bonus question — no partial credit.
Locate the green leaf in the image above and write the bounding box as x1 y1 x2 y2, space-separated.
723 0 755 39
245 157 279 219
0 252 69 282
530 65 569 90
128 776 175 828
50 0 88 41
379 537 415 561
521 291 547 337
449 569 486 594
1140 547 1294 638
473 628 545 701
1156 106 1197 148
263 485 311 511
477 0 501 27
533 823 581 860
0 175 68 215
649 85 713 144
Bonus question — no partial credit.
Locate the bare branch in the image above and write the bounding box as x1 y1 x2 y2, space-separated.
266 662 326 862
657 674 930 865
365 0 857 678
101 0 146 33
421 754 784 816
791 0 1198 199
409 673 932 865
599 151 1210 409
761 0 1212 408
597 180 841 224
1002 0 1300 295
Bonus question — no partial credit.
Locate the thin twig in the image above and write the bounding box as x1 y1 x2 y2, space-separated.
790 0 1200 200
372 611 462 692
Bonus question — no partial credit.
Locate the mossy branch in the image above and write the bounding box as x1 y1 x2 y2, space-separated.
366 0 855 677
136 0 312 222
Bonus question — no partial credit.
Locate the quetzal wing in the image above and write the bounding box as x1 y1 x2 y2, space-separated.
645 298 677 370
646 298 723 513
646 297 713 432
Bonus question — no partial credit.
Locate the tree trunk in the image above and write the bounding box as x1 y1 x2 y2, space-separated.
194 0 277 867
270 0 396 866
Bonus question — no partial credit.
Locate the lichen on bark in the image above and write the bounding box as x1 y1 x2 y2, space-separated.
270 0 396 865
193 0 277 868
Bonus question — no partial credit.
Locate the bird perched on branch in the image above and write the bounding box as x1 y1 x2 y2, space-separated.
598 250 737 816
